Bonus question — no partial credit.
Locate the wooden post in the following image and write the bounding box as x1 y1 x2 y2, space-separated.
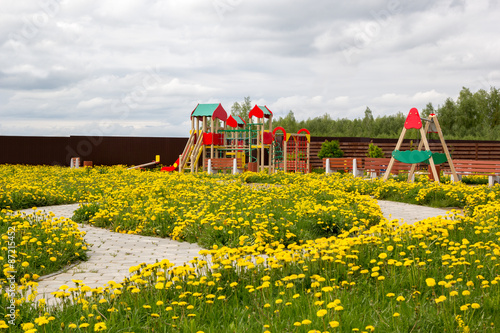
201 117 207 173
260 117 266 171
408 120 430 182
293 136 299 173
420 126 440 182
432 115 459 182
306 135 311 173
283 139 287 172
210 117 214 160
270 133 274 174
383 127 407 181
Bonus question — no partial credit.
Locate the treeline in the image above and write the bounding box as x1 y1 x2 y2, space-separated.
272 87 500 140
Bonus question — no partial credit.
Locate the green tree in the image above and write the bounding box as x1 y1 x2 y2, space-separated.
362 107 374 136
231 96 252 122
318 140 344 159
275 110 299 133
366 143 384 158
422 102 435 118
487 87 500 128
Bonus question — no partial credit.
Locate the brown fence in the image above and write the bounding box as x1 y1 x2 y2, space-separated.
310 137 500 170
0 136 187 166
2 135 500 168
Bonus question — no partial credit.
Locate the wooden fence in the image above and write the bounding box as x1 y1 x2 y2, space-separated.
2 135 500 168
309 138 500 170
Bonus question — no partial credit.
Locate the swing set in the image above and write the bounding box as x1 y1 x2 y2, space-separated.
382 108 459 183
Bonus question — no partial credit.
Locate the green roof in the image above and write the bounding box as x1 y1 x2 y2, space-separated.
191 103 227 121
191 104 220 117
235 116 246 125
258 105 272 116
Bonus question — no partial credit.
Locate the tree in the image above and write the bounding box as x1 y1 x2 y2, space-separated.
362 107 374 137
421 103 435 118
231 96 252 122
366 142 384 158
487 87 500 128
275 110 299 133
318 140 344 159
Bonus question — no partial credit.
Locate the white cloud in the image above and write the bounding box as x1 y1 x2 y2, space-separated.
1 0 500 137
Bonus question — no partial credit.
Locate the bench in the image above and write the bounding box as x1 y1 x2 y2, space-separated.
205 158 244 174
323 158 362 177
364 158 418 179
447 159 500 186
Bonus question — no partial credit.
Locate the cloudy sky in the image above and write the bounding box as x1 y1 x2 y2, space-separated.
1 0 500 137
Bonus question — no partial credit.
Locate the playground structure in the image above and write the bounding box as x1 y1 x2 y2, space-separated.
271 127 311 173
165 103 310 174
382 108 458 183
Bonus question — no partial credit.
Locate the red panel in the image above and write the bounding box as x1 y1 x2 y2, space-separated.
227 115 238 128
404 108 422 129
213 103 228 122
263 132 274 144
249 105 264 119
214 133 224 145
203 133 224 145
203 133 213 145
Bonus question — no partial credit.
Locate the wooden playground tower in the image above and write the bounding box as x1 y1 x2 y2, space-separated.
172 103 310 174
382 108 458 183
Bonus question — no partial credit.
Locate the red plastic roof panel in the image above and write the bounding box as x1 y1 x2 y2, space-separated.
227 115 247 128
404 108 422 129
249 105 264 119
227 115 238 128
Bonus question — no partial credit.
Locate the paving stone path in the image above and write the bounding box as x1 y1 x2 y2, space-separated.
18 200 450 306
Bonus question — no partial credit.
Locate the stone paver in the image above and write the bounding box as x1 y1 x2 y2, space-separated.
18 200 458 306
376 200 454 225
18 204 203 306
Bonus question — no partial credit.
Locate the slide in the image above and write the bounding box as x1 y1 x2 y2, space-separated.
161 158 179 172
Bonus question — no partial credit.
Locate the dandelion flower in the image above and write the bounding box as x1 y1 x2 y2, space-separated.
317 309 328 317
425 278 436 287
435 296 446 304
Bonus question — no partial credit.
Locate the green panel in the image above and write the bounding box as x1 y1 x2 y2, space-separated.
423 153 448 165
258 105 272 116
191 104 219 117
235 116 245 125
392 150 433 164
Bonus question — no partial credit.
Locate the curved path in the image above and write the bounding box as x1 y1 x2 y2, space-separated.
19 200 451 306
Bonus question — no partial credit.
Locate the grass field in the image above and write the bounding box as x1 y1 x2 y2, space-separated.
0 165 499 332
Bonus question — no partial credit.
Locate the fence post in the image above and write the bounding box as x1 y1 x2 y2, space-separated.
325 159 330 174
70 157 80 168
207 159 212 174
353 159 357 177
233 158 238 175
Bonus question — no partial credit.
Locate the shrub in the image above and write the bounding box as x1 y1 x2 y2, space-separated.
318 140 344 159
366 143 385 158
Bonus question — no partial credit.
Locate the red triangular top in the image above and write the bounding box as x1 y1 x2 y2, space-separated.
227 115 238 128
404 108 422 129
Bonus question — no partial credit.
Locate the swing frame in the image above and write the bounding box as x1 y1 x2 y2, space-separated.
382 112 459 183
